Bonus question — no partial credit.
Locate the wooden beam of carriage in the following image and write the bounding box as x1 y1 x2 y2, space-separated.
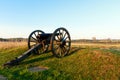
3 43 42 66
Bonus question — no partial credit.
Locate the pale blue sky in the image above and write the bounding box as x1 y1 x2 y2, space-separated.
0 0 120 39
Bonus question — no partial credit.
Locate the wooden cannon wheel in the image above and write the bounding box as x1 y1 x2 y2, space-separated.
51 27 71 57
28 30 49 54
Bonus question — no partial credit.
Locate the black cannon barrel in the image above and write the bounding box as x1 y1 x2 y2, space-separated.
39 33 52 40
38 33 61 40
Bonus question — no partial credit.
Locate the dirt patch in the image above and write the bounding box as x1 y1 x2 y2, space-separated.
0 75 7 80
28 66 49 72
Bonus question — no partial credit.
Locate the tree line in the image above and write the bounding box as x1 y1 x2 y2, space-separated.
0 38 27 42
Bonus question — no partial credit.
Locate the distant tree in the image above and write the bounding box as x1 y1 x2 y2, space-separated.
92 37 96 42
107 38 111 42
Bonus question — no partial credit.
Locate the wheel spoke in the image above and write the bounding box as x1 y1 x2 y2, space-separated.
38 31 39 35
55 41 61 45
60 29 63 39
61 30 64 38
58 30 61 39
64 37 68 41
34 33 37 38
56 34 60 40
54 44 59 50
62 46 66 53
63 32 67 39
32 36 37 41
60 47 64 55
64 45 70 51
59 48 62 56
55 37 60 41
56 47 60 55
53 40 61 45
63 46 67 52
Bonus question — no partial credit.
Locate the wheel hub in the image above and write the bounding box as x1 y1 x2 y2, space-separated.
60 38 66 47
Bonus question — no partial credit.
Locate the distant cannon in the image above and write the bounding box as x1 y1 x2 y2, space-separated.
4 27 71 66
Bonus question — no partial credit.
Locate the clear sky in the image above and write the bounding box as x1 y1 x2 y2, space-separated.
0 0 120 39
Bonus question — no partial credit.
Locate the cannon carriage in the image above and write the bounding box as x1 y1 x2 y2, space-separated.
4 27 71 66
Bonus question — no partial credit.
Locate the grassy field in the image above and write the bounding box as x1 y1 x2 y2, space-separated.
0 42 120 80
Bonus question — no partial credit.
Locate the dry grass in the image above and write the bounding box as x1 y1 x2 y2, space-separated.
72 42 120 48
0 41 27 50
1 41 120 50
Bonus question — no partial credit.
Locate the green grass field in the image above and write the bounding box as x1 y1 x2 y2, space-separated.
0 42 120 80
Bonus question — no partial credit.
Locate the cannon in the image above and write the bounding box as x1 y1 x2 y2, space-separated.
4 27 71 66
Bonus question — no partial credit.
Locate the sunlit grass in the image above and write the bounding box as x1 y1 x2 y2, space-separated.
0 42 120 80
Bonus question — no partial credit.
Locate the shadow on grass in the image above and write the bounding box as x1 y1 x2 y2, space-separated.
21 47 85 65
21 53 53 65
